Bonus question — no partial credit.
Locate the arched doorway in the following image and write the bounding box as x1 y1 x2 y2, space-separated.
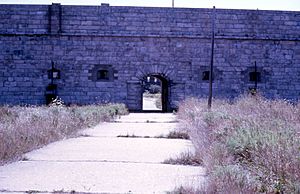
142 74 169 112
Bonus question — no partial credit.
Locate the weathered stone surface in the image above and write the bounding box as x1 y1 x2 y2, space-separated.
0 4 299 110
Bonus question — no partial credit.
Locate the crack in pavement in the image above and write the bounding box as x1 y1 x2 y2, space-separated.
0 189 123 194
112 121 178 123
21 159 167 166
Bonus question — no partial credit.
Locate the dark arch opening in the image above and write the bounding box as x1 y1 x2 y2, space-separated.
141 74 169 112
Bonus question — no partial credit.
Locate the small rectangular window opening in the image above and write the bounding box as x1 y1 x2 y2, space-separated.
249 72 261 82
202 71 210 81
97 70 109 80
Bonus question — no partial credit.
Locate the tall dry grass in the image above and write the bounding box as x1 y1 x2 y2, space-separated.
0 103 128 165
177 95 300 193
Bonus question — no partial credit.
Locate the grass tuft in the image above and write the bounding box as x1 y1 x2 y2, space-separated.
165 131 190 139
117 134 141 138
163 151 202 166
155 130 189 139
167 186 201 194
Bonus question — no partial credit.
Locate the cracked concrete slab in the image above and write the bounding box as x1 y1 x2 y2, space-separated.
0 161 205 194
114 113 177 123
24 137 194 163
81 122 178 138
0 113 205 194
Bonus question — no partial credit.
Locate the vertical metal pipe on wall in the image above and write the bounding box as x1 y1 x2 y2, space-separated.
208 6 216 109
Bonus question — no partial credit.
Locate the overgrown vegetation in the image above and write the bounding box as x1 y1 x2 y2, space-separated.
155 130 190 140
163 151 202 166
177 95 300 193
0 103 128 165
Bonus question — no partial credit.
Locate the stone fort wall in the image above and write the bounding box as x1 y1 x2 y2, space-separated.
0 4 299 110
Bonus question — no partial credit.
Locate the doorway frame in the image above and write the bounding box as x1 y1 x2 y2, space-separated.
141 74 169 113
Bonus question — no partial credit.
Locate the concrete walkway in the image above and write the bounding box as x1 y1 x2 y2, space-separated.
142 97 161 111
0 113 205 194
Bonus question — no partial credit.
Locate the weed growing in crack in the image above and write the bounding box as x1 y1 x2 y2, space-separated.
117 131 189 140
78 133 92 138
52 189 76 193
117 134 140 138
117 134 151 138
163 151 202 166
165 130 190 139
167 186 202 194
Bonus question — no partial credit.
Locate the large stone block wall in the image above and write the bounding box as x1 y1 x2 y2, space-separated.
0 4 299 110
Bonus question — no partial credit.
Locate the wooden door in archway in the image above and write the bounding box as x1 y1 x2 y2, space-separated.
126 81 142 111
